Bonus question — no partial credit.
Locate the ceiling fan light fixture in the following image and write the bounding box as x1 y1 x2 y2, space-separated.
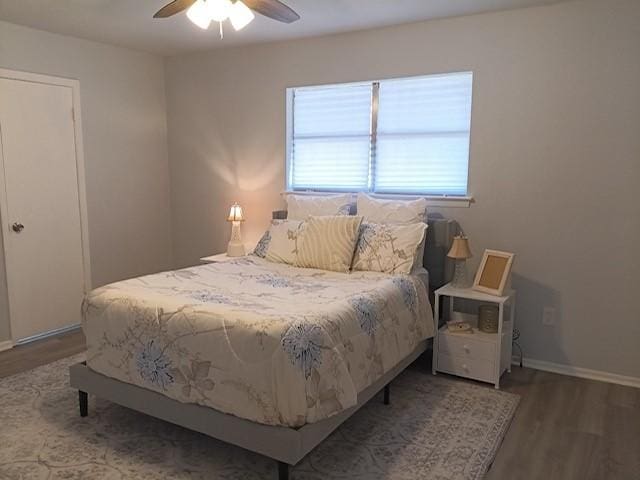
207 0 233 22
230 0 255 31
186 0 212 29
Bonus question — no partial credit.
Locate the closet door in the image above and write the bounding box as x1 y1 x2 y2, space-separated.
0 77 87 342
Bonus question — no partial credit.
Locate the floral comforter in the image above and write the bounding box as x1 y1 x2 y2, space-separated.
82 256 434 427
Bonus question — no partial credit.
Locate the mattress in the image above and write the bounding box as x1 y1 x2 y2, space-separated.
83 256 434 427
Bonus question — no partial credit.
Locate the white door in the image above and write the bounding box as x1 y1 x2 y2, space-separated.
0 77 87 342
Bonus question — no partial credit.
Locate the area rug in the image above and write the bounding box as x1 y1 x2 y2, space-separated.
0 354 518 479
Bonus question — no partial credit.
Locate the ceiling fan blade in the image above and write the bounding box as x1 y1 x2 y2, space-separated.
243 0 300 23
153 0 197 18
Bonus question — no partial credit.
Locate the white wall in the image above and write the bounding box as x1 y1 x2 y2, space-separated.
164 0 640 380
0 21 173 342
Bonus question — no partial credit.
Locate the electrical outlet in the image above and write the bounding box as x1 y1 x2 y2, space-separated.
542 307 556 326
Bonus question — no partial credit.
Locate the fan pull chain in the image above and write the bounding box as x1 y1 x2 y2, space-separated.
219 21 224 39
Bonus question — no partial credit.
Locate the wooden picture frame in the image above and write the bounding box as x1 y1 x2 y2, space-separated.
472 249 515 296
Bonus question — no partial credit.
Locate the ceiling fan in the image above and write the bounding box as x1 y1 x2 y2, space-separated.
154 0 300 35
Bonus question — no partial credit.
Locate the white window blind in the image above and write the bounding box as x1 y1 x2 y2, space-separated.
376 73 472 195
287 72 473 196
290 83 373 191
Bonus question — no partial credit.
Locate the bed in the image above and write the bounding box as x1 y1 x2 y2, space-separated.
70 212 456 479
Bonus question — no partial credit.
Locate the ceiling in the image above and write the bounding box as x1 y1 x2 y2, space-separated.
0 0 567 56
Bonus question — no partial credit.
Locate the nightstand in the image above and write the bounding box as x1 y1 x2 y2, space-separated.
200 253 244 264
431 284 516 389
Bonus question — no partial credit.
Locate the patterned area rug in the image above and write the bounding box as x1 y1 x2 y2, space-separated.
0 355 518 479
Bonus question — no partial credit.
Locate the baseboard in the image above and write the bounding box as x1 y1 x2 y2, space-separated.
0 340 13 352
512 356 640 389
14 323 81 346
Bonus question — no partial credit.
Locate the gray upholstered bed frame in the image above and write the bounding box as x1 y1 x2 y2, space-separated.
70 341 426 479
69 210 457 480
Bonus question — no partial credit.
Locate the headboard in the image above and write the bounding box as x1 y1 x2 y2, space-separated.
272 209 458 290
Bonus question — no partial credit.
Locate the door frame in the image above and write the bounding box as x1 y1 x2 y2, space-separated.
0 68 92 343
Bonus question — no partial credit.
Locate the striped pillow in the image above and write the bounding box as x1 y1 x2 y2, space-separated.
295 216 363 273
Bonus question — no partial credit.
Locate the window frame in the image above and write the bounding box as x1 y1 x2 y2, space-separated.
285 72 474 206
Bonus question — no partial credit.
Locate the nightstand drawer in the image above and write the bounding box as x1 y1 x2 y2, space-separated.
438 333 496 361
437 353 494 383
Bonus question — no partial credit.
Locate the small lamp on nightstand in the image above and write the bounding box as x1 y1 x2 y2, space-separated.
226 202 245 257
447 235 472 288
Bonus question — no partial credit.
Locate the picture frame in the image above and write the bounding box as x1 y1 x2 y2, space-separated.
472 249 515 296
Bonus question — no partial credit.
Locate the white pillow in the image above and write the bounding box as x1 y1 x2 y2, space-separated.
264 220 306 265
286 194 352 220
356 193 427 225
352 222 427 274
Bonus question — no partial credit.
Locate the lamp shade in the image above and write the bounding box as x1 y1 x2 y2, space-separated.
447 236 472 259
230 0 255 31
227 203 245 222
208 0 233 21
186 0 212 29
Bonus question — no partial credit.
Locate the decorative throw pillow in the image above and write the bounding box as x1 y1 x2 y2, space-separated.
352 222 428 274
356 192 427 225
295 216 363 273
252 227 273 258
263 220 306 265
286 194 353 220
412 234 427 274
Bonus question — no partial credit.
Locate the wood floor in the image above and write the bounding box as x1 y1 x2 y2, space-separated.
1 330 638 480
485 366 640 480
0 329 85 378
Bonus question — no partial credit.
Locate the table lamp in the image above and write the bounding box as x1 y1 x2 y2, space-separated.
447 235 472 288
226 202 245 257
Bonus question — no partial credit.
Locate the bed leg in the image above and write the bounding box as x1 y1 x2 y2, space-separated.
79 390 88 417
383 384 390 405
278 461 289 480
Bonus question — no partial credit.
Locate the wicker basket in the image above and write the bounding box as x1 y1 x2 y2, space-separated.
478 305 499 333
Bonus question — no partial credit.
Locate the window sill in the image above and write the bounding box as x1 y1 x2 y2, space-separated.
281 191 474 208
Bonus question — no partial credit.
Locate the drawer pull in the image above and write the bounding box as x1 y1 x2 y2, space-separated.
463 345 471 353
462 364 469 372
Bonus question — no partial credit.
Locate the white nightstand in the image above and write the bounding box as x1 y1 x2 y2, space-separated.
431 284 516 389
200 253 245 264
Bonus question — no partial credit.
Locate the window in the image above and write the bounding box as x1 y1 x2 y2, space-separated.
286 72 473 196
